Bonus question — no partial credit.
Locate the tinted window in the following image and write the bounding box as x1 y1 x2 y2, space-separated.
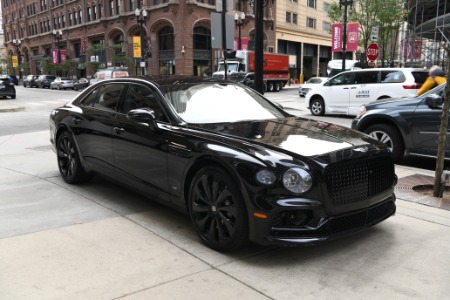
381 71 406 83
92 83 125 111
354 71 379 84
329 72 353 85
121 84 167 122
81 86 102 107
412 71 429 84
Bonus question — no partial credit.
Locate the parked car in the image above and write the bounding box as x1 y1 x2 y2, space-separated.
0 76 16 99
73 78 90 91
305 68 429 116
8 75 19 85
49 76 396 251
351 83 447 163
36 75 56 88
50 77 75 90
298 77 328 97
228 72 266 94
23 75 39 88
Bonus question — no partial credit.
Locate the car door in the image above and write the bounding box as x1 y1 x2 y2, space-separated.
113 83 171 202
409 86 450 157
72 83 126 175
323 72 354 114
348 71 380 115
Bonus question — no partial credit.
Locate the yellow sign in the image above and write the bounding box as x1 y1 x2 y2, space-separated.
12 55 18 68
133 36 142 58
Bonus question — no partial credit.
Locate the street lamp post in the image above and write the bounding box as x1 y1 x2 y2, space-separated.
135 7 148 75
53 29 63 74
12 39 22 80
234 12 245 50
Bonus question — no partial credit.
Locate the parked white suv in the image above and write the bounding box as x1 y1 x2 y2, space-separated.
305 68 429 116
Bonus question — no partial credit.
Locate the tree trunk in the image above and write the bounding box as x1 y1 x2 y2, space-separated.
433 46 450 197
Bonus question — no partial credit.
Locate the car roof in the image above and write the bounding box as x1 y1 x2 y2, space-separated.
119 75 232 88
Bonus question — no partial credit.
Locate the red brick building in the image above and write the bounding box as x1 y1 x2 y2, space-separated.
2 0 276 78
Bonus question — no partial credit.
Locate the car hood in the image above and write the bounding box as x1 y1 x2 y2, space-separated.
365 96 421 109
195 117 384 158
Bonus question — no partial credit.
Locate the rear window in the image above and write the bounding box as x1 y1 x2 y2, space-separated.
381 71 406 83
411 71 429 84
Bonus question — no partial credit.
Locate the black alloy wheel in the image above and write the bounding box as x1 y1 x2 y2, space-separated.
56 131 92 184
188 166 248 252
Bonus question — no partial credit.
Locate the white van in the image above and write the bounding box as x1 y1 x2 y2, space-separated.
90 68 129 84
305 68 429 116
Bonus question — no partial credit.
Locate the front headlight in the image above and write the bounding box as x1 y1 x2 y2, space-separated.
356 105 367 118
282 168 312 194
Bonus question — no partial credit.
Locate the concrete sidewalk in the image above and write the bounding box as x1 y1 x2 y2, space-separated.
1 130 449 299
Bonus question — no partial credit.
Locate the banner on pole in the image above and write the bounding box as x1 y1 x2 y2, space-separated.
51 49 59 64
331 23 343 52
133 36 142 58
60 50 67 62
346 23 359 52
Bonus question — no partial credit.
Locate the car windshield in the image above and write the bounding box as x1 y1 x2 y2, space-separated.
162 83 285 124
229 73 247 81
419 83 446 97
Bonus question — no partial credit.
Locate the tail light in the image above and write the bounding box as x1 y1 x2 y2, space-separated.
403 83 422 89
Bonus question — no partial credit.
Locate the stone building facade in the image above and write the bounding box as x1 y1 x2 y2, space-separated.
2 0 276 78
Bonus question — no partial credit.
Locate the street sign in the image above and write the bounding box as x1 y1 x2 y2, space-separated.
371 27 379 42
367 43 379 61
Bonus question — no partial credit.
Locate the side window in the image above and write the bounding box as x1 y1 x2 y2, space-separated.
330 73 353 85
381 71 406 83
80 86 102 107
354 71 378 84
93 83 125 111
122 84 168 122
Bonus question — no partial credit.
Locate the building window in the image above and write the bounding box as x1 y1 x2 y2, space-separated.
115 0 119 14
79 9 82 23
307 17 316 28
323 21 331 32
285 12 291 23
307 0 316 9
69 12 72 26
129 0 134 12
109 0 114 15
93 6 97 20
323 2 331 12
73 11 77 25
98 4 102 18
62 14 65 27
193 26 211 50
87 7 91 22
292 13 297 25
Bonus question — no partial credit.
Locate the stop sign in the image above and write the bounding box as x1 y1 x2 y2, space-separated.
367 43 379 61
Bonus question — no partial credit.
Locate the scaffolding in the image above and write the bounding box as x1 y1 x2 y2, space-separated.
403 0 449 69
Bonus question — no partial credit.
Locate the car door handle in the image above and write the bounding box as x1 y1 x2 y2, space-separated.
114 127 125 134
72 117 82 125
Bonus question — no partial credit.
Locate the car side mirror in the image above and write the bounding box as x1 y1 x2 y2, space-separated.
127 109 159 131
425 94 443 108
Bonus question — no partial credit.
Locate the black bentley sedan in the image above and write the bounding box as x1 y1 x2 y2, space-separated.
50 76 397 251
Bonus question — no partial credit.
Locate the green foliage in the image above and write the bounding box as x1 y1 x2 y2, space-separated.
57 59 78 77
40 57 56 74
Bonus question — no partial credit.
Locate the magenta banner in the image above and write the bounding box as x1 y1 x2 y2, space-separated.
51 49 59 64
60 50 67 62
331 24 343 52
404 40 422 59
346 23 359 52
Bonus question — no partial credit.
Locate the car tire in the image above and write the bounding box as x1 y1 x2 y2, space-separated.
188 166 248 252
310 97 325 116
56 131 93 184
365 124 405 163
74 86 78 91
11 95 16 99
268 82 274 92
